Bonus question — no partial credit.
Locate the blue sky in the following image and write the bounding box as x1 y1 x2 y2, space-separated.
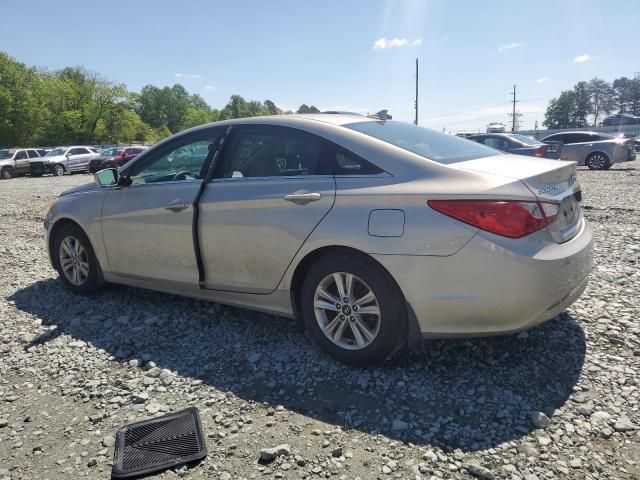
2 0 638 132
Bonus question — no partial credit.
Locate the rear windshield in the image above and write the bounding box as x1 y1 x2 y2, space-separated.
102 148 123 156
344 121 498 164
511 134 544 146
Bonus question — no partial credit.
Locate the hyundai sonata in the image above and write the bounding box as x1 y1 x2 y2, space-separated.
44 114 593 365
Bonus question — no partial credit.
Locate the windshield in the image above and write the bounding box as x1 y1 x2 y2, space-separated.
45 148 67 156
0 150 13 159
511 134 544 145
101 148 123 156
345 121 498 164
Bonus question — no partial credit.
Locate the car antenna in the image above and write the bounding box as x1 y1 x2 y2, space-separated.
368 110 392 121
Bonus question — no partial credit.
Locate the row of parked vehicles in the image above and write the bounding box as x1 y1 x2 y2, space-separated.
465 131 637 170
0 145 147 179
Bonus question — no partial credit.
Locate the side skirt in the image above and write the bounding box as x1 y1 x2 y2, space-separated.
102 272 295 318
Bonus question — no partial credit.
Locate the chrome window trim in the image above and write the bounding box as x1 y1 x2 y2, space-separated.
208 172 391 183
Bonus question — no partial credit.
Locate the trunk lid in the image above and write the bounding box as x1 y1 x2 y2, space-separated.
451 154 582 243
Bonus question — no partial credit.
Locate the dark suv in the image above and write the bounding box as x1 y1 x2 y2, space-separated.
89 146 147 173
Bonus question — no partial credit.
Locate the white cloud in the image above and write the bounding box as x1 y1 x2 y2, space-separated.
573 54 591 63
174 73 202 79
203 85 216 91
535 77 550 83
498 42 524 52
373 37 422 50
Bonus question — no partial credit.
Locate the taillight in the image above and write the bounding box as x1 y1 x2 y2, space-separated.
428 200 559 239
533 146 548 157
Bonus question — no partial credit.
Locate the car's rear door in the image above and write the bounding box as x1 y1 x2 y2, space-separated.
101 127 223 285
198 124 335 294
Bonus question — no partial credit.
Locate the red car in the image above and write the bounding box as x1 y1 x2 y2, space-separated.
88 146 147 173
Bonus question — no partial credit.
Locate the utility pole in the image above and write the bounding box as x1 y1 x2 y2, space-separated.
414 58 419 125
511 84 517 132
508 84 522 133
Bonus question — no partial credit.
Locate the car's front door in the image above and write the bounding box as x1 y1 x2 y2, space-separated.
100 127 222 285
198 125 336 294
14 150 29 174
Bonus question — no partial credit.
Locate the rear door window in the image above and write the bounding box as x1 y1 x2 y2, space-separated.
215 126 330 178
27 150 40 158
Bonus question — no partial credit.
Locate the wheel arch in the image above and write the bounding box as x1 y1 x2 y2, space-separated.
288 245 422 349
48 217 103 282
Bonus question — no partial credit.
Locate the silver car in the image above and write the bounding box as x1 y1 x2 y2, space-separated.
541 131 636 170
0 148 43 179
44 114 594 365
29 145 100 176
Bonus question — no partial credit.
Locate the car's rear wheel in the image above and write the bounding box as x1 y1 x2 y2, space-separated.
1 166 14 180
301 252 406 366
586 152 610 170
53 164 65 176
53 223 102 294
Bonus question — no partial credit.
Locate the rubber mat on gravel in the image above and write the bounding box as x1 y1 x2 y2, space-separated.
111 407 207 479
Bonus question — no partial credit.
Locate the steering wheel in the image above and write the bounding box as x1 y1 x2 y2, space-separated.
172 171 194 181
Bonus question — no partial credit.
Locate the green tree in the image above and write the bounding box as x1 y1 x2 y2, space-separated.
296 104 320 114
0 52 45 147
588 77 615 126
543 90 579 129
572 82 591 127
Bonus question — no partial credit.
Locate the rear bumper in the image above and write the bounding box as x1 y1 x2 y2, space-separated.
373 220 594 337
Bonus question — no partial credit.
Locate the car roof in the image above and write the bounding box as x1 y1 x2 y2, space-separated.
545 131 599 135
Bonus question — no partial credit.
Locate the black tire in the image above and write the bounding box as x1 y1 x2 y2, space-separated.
53 164 65 176
586 152 610 170
301 252 407 366
1 166 14 180
52 223 103 294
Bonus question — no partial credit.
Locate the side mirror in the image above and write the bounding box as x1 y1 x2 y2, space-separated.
94 168 118 187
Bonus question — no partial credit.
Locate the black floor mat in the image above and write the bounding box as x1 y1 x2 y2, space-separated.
112 407 207 479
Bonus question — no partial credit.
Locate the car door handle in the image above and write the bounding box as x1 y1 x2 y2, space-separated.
164 199 190 211
283 192 322 204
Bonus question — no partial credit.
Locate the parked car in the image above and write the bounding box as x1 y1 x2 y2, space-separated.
541 131 636 170
88 146 148 173
29 146 100 176
0 148 43 179
602 113 640 126
44 115 593 365
617 132 640 152
467 133 560 159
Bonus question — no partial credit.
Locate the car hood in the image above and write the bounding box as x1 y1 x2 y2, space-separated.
60 182 99 197
33 154 65 163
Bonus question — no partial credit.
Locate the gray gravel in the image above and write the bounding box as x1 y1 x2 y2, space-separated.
0 163 639 479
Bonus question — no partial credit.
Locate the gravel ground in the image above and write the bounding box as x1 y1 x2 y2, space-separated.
0 163 638 480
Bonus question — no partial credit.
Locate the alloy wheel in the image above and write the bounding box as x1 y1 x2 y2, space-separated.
588 154 606 170
54 165 64 176
313 272 381 350
59 236 89 286
1 168 13 179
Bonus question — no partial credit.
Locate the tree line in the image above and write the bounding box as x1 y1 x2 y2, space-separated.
543 75 640 129
0 52 321 148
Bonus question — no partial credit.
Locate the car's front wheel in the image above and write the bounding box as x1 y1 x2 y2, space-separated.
586 152 610 170
53 164 65 176
1 166 14 180
53 223 102 294
301 252 407 366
